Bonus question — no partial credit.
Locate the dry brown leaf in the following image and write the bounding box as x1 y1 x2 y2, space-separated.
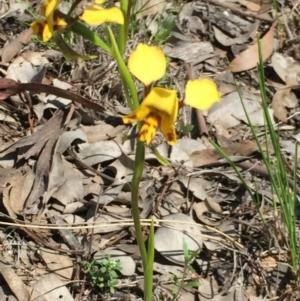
51 174 84 206
134 0 167 19
1 28 33 63
208 90 271 130
193 195 222 226
22 106 74 214
163 41 215 64
6 52 48 83
259 256 277 272
271 52 300 86
106 153 135 185
39 249 73 280
213 21 258 47
31 273 74 301
0 167 27 193
0 261 30 301
0 106 71 160
78 140 122 165
82 124 125 143
271 52 293 82
154 213 203 265
246 1 261 11
3 170 35 218
229 20 277 72
190 140 258 167
89 213 127 234
238 0 263 11
178 175 209 200
271 87 290 122
198 277 220 300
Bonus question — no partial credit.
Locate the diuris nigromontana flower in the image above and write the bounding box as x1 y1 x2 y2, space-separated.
123 87 178 145
31 0 67 42
123 43 221 145
31 0 124 42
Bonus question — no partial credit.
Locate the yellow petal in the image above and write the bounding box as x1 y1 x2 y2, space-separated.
40 0 60 38
79 5 124 26
139 113 160 145
184 79 221 110
123 106 150 124
31 20 47 39
160 114 177 145
40 0 52 16
43 0 60 18
94 0 106 3
42 23 53 42
54 16 68 27
142 87 178 121
128 43 167 86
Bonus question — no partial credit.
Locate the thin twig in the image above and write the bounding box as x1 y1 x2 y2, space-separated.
67 148 115 182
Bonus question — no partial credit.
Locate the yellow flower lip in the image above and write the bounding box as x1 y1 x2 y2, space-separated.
125 44 222 145
123 87 178 145
184 78 221 110
128 43 167 86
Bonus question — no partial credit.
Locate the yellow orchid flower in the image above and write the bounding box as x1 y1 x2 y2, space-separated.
184 78 221 110
123 88 178 145
79 0 124 26
31 0 67 42
124 43 221 145
128 43 167 86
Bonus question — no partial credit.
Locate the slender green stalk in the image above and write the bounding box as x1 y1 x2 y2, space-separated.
118 0 131 55
108 25 153 300
222 36 298 273
145 219 155 301
108 27 139 110
131 141 147 265
256 38 298 273
292 143 299 273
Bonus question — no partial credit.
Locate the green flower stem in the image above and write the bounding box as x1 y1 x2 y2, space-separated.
118 0 131 55
108 26 152 300
108 27 138 110
145 219 155 301
131 141 147 268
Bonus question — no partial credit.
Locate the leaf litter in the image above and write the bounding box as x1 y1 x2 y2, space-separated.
0 1 299 301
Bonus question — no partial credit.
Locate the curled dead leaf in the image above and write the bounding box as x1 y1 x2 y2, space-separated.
190 140 259 167
271 87 290 122
229 20 277 72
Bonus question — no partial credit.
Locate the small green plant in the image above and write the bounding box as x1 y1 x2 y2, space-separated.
129 1 177 45
213 37 299 274
170 241 200 300
82 255 123 294
179 120 194 136
149 13 176 45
